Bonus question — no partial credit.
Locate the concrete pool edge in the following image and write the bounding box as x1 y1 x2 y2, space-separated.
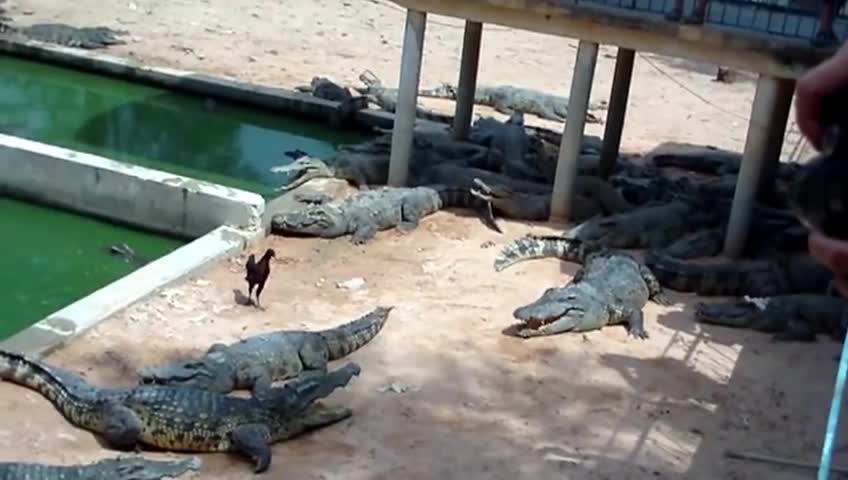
0 36 426 132
0 133 270 356
0 133 265 239
0 225 262 358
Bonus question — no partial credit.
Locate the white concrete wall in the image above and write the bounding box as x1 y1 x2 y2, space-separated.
0 133 265 239
0 225 260 358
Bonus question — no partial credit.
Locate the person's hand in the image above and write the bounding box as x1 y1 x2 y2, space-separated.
795 41 848 150
810 231 848 296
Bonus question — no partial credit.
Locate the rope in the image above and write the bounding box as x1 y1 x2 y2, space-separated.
818 331 848 479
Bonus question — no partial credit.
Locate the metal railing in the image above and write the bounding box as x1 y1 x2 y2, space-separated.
558 0 847 41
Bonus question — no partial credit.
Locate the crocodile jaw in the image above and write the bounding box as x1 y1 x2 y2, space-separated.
272 206 346 237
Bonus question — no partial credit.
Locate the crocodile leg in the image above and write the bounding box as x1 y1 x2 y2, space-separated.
100 402 144 450
351 223 378 245
620 308 649 339
232 424 273 473
638 264 672 305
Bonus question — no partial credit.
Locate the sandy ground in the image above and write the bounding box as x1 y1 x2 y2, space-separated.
0 0 841 478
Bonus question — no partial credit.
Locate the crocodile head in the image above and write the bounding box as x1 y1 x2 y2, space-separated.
112 456 201 480
271 157 334 192
511 286 581 337
272 204 348 237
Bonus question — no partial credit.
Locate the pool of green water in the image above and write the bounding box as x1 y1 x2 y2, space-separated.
0 196 185 340
0 55 369 198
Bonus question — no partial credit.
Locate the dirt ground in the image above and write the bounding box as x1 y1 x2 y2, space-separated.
0 0 841 478
0 183 844 479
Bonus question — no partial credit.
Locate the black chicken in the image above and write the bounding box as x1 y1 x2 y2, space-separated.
244 248 276 308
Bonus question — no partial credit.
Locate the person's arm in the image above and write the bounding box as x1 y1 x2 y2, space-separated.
797 42 848 295
795 41 848 150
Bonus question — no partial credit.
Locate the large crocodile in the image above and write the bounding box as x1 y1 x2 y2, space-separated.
272 133 493 191
271 184 501 243
496 237 668 339
0 456 200 480
0 350 360 473
0 21 128 49
416 81 605 124
695 294 847 342
486 111 548 183
294 76 369 127
643 251 833 297
470 176 633 223
139 306 393 399
563 199 718 250
353 70 453 123
495 235 669 338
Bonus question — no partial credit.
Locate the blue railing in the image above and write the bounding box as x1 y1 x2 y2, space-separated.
560 0 847 41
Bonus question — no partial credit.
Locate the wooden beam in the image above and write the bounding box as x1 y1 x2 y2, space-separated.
391 0 834 79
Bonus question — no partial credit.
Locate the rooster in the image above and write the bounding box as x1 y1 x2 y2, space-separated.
244 248 276 308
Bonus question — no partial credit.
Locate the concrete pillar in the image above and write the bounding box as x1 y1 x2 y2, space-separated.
452 21 483 141
549 40 599 221
757 78 795 204
723 74 795 257
388 9 427 187
599 47 635 179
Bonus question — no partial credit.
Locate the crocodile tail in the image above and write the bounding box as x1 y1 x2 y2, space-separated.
643 251 770 296
318 306 394 361
0 350 97 425
435 186 502 234
494 235 591 272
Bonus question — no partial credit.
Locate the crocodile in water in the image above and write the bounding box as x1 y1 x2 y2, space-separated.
0 349 360 473
695 294 847 342
0 455 200 480
139 306 392 399
495 235 669 338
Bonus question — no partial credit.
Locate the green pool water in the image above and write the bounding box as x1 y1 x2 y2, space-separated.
0 196 185 340
0 55 369 198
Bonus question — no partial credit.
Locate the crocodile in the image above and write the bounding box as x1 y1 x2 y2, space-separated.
271 184 501 242
660 227 725 259
416 81 605 124
139 306 392 399
485 111 549 183
496 236 670 338
272 132 493 192
353 70 453 123
695 294 848 342
0 21 128 49
106 243 151 267
648 142 743 175
649 141 804 182
0 455 201 480
470 176 633 223
563 199 719 249
643 251 834 297
294 76 369 127
0 349 360 473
